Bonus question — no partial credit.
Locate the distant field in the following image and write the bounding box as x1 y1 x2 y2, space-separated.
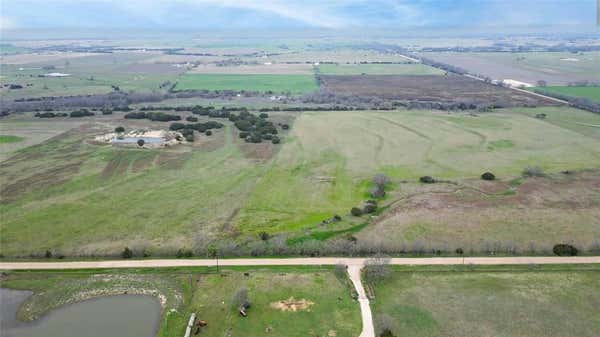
2 107 600 256
175 74 318 93
318 63 444 75
320 74 558 106
421 51 600 85
189 63 315 75
0 53 185 99
372 267 600 337
530 86 600 102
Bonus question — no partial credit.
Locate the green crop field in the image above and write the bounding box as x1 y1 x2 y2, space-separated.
318 63 444 75
1 106 599 256
371 266 600 337
0 135 24 143
1 267 360 337
531 86 600 102
175 74 318 93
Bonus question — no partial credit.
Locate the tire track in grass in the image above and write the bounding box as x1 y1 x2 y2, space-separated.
375 116 456 174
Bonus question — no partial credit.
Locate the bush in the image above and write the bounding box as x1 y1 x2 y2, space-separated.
281 124 290 130
523 166 544 177
351 207 363 216
205 130 212 136
121 247 133 259
369 186 385 198
271 136 280 144
101 108 113 115
481 172 495 181
239 131 249 139
419 176 435 183
259 113 269 118
455 248 464 255
232 287 250 311
169 122 185 130
45 250 52 258
114 126 125 133
137 139 145 147
553 244 578 256
363 203 377 214
176 249 193 258
69 109 94 118
186 116 198 122
258 231 270 241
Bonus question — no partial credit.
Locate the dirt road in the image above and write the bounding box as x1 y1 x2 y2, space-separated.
1 256 599 270
348 265 375 337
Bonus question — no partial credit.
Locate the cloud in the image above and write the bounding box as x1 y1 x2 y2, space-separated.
0 16 18 30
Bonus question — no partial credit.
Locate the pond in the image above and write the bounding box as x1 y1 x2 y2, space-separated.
111 137 164 144
0 288 161 337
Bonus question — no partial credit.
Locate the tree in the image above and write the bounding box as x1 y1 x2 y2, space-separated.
45 250 52 258
258 231 270 241
205 130 212 136
553 244 578 256
121 247 133 259
419 176 435 184
364 254 391 285
137 139 145 147
370 173 390 198
536 80 547 87
115 126 125 133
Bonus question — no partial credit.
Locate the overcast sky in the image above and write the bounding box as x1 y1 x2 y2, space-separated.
1 0 598 31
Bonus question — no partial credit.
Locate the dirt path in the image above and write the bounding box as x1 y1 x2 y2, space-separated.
347 265 376 337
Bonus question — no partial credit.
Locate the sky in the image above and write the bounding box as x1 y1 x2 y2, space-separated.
0 0 598 31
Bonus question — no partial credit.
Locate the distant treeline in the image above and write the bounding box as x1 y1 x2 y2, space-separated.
531 89 600 114
418 44 600 53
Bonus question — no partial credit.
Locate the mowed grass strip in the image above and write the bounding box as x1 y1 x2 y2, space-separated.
318 63 444 75
371 269 600 337
175 74 318 93
531 86 600 102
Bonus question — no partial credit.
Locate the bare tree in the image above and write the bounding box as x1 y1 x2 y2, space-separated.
364 254 391 285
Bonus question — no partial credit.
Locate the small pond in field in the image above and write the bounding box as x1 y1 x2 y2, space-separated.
0 288 161 337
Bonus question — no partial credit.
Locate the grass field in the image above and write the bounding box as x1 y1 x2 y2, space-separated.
530 86 600 102
1 267 360 337
1 106 599 256
318 63 444 75
422 52 600 85
371 266 600 337
175 74 318 93
0 135 24 143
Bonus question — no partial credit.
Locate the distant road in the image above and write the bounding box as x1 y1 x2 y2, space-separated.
1 256 599 270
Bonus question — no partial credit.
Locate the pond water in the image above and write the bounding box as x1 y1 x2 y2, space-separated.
111 137 164 144
0 288 161 337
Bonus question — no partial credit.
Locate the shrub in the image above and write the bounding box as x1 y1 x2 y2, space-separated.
363 203 377 214
419 176 435 183
333 214 342 221
114 126 125 133
205 130 212 136
169 122 185 130
258 231 270 241
121 247 133 259
281 124 290 130
351 207 363 216
271 136 281 144
186 116 198 122
369 186 385 198
553 244 578 256
455 248 464 255
535 113 547 119
137 139 145 147
481 172 496 181
69 109 94 117
184 133 194 142
259 113 269 118
176 249 193 258
124 111 146 119
522 166 544 177
239 131 249 139
101 108 113 115
45 250 52 258
232 287 250 311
